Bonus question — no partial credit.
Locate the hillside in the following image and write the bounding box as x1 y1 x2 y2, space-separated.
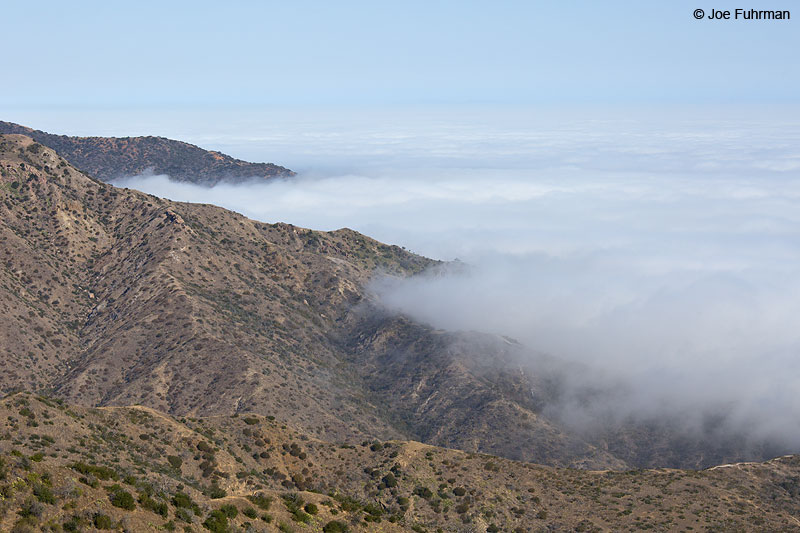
0 122 293 185
0 132 794 478
0 133 626 471
3 392 800 533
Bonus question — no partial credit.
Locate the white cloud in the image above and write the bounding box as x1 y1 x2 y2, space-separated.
114 108 800 449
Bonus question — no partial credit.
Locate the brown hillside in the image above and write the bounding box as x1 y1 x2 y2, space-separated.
0 121 293 185
0 134 623 470
1 133 792 472
2 392 800 532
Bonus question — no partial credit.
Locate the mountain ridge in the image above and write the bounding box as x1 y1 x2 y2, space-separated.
0 121 293 185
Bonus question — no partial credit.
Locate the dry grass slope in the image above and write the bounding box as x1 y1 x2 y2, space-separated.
2 393 800 532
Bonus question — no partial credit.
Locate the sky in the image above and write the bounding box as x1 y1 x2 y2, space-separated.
3 2 800 449
1 1 798 111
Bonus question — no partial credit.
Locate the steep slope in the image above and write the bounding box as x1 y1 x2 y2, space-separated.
2 133 792 472
0 133 623 470
3 393 800 533
0 121 293 184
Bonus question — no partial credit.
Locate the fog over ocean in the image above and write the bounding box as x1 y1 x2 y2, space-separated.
60 104 800 447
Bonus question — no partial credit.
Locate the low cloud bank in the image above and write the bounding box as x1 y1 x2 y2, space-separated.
114 111 800 449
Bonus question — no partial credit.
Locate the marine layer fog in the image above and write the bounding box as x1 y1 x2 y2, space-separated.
114 107 800 449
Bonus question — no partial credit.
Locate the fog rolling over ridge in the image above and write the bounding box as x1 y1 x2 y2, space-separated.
115 109 800 452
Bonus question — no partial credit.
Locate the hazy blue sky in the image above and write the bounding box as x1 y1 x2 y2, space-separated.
2 1 797 109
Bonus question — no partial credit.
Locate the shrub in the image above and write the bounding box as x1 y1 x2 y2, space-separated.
93 513 114 529
248 493 273 510
167 455 183 469
109 488 136 510
175 508 193 523
63 515 84 532
207 484 227 499
203 510 228 533
33 484 55 504
453 487 466 496
244 417 259 425
139 493 169 517
243 507 258 519
323 520 349 533
219 504 238 519
304 503 318 515
17 499 44 518
413 486 433 499
71 461 117 480
172 492 194 508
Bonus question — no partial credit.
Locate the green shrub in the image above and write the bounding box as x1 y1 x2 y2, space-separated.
175 508 193 523
71 461 117 480
33 484 55 504
203 510 228 533
30 452 44 462
139 493 168 517
93 513 114 529
323 520 349 533
304 503 318 515
414 486 433 499
244 417 259 425
79 476 99 488
167 455 183 469
219 504 238 519
243 507 258 519
109 488 136 510
453 487 466 496
63 515 84 532
17 498 44 518
207 484 226 499
248 493 273 510
172 492 194 508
